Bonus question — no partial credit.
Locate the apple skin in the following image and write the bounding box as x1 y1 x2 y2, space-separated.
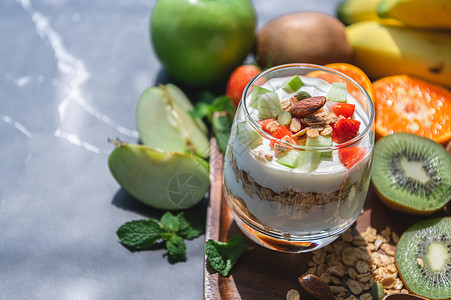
150 0 256 87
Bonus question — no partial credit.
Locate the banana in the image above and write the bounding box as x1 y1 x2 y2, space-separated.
378 0 451 30
337 0 402 25
346 21 451 88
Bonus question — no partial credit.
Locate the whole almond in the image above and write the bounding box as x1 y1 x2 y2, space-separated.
298 274 334 300
289 96 326 118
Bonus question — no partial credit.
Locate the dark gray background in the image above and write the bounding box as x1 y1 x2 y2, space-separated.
1 0 340 299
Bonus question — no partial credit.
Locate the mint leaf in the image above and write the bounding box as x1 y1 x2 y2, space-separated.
205 234 253 277
189 102 213 120
166 234 186 262
160 211 180 233
177 210 205 240
116 219 162 250
190 95 235 121
212 113 232 154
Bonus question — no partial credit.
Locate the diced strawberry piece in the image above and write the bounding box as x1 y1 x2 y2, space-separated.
330 103 355 118
332 118 361 144
339 147 366 169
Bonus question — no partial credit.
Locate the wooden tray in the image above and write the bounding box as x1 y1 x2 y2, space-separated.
203 139 449 300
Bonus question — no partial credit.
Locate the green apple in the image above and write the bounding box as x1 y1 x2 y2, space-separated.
150 0 256 87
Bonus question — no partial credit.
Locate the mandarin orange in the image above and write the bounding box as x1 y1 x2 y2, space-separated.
309 63 375 105
373 75 451 145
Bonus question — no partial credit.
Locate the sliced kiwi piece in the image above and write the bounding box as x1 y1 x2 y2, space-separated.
108 140 210 210
371 133 451 214
326 82 347 103
395 217 451 299
257 91 282 119
277 110 292 125
136 84 210 158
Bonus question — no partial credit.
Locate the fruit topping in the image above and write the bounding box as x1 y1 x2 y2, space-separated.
306 135 333 157
249 86 272 109
282 75 304 92
277 111 292 125
327 82 347 103
332 118 361 143
338 147 366 169
330 102 355 118
257 92 283 119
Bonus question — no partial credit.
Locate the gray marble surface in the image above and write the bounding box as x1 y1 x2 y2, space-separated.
1 0 340 299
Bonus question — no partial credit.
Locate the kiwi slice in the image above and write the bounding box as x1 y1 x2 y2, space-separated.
371 133 451 214
395 217 451 299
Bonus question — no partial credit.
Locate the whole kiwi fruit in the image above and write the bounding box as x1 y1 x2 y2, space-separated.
371 133 451 214
395 217 451 299
255 12 353 68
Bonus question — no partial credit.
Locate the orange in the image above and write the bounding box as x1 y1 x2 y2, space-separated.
310 63 375 105
373 75 451 145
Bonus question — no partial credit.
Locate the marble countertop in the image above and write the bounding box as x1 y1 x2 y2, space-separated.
1 0 340 298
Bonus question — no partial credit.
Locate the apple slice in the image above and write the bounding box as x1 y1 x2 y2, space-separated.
306 135 333 157
257 91 282 119
108 141 210 210
249 86 271 109
136 84 210 158
164 84 208 134
276 149 320 172
326 82 347 103
282 75 304 93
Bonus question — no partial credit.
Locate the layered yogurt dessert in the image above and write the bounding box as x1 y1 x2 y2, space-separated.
223 68 374 250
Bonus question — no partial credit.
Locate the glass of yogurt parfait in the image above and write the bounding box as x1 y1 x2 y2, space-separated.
223 64 375 253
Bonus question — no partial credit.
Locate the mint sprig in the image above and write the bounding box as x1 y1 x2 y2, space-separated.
205 234 254 277
116 211 204 262
190 95 235 154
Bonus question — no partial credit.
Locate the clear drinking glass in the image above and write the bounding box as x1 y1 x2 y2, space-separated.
223 64 375 253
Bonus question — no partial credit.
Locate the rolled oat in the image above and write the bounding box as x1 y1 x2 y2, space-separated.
292 225 409 298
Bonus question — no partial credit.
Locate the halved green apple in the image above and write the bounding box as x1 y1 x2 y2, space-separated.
108 140 210 210
136 84 210 158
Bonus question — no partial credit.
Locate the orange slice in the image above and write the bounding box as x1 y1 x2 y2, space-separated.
373 75 451 145
310 63 375 105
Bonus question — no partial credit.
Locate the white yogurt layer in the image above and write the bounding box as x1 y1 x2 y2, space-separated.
223 75 373 233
